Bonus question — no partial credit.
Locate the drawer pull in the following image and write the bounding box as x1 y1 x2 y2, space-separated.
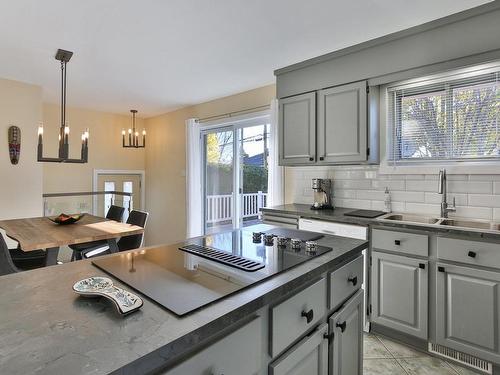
336 321 347 333
323 332 335 341
468 251 477 258
301 309 314 324
309 157 314 161
394 240 401 246
347 276 358 286
319 156 324 161
419 263 425 269
438 266 445 273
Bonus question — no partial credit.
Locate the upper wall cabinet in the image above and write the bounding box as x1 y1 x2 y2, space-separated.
278 80 377 166
317 81 367 164
279 92 316 165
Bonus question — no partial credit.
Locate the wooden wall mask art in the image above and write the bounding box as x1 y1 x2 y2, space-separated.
8 126 21 165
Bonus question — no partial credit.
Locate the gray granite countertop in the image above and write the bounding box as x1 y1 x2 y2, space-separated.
262 204 500 240
0 224 367 375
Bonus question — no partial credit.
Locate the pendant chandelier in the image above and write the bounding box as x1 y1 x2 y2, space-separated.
37 49 89 163
122 109 146 148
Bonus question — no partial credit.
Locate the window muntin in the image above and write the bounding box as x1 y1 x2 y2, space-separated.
389 69 499 162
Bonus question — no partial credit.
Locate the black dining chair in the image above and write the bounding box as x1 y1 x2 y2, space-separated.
70 205 125 261
80 210 149 259
0 234 20 276
0 230 47 271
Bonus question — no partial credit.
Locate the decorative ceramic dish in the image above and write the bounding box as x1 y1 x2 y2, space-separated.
73 276 143 315
49 213 85 225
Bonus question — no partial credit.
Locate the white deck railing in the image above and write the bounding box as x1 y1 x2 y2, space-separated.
206 191 268 224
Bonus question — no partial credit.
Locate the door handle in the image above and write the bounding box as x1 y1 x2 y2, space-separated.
336 321 347 333
419 263 425 269
301 309 314 323
468 251 477 258
348 276 358 286
309 157 314 161
394 240 401 246
319 156 324 161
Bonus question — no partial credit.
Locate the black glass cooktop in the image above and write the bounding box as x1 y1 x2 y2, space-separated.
92 226 332 316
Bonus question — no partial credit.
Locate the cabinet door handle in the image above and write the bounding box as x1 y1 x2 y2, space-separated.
323 332 335 342
438 266 445 273
394 240 401 246
309 157 314 161
419 263 425 269
348 276 358 286
336 321 347 333
468 251 477 258
319 156 324 161
301 309 314 323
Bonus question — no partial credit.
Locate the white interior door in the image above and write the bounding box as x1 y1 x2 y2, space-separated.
96 174 142 221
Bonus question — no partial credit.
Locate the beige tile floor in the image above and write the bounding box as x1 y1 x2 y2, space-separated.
364 333 481 375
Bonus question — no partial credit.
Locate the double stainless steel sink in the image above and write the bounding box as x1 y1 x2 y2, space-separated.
379 213 500 233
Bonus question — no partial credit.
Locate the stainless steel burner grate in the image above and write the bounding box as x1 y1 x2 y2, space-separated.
179 244 265 272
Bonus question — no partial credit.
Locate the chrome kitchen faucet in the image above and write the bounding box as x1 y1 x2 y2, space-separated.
438 169 456 218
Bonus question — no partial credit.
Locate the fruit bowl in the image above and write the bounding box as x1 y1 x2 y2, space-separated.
48 213 85 225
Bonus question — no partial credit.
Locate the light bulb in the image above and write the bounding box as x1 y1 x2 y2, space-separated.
142 129 146 135
37 124 44 136
122 129 126 136
135 131 139 137
64 126 70 135
128 129 132 134
84 129 89 140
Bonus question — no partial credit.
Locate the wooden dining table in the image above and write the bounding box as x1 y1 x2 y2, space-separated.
0 214 144 267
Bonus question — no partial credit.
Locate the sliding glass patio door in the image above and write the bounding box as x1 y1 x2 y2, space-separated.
202 116 270 234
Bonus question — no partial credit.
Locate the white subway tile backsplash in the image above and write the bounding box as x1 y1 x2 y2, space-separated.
450 206 493 220
404 180 437 192
494 209 500 221
285 165 500 220
494 182 500 194
334 180 373 190
391 191 425 203
372 180 405 191
405 202 441 215
468 194 500 208
334 189 357 199
448 181 492 194
425 192 467 205
356 190 386 201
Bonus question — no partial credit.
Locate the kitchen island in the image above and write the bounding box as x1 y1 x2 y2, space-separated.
0 224 367 374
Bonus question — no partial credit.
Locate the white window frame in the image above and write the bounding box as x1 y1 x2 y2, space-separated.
379 62 500 175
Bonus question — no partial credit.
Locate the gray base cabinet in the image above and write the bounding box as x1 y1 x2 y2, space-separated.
329 289 364 375
436 263 500 364
269 323 328 375
371 251 428 340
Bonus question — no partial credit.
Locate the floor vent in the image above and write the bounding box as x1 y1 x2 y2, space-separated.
428 343 492 374
179 244 265 272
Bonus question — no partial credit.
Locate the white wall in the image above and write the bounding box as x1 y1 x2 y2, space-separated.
0 78 43 220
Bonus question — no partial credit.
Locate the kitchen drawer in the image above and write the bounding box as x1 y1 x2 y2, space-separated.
329 255 363 311
372 229 428 257
299 218 367 240
270 277 327 357
437 237 500 269
262 212 299 228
